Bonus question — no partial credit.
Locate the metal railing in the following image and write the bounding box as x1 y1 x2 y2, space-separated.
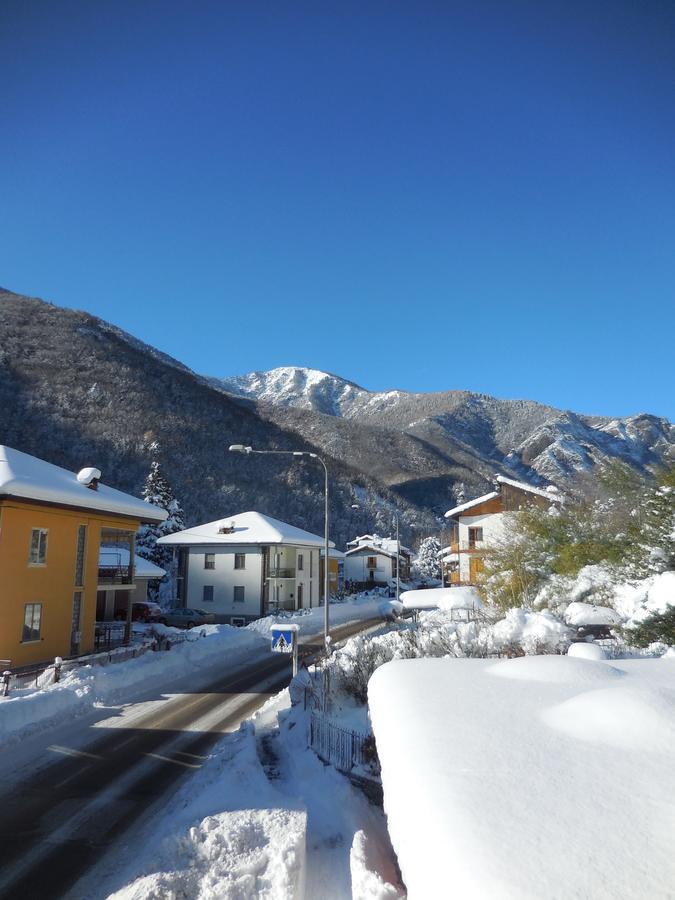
267 568 295 579
443 541 485 554
309 711 378 774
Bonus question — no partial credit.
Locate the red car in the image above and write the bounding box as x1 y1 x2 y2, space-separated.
131 601 163 623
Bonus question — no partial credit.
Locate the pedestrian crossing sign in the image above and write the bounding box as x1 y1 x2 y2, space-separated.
271 627 296 654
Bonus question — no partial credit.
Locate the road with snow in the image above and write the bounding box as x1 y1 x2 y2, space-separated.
0 617 382 900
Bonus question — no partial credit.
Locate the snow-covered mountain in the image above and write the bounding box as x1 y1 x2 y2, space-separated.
216 367 675 488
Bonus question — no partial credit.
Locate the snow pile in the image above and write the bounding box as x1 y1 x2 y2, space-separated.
488 607 570 654
369 656 675 899
400 586 483 612
623 571 675 624
563 601 622 626
0 625 267 747
105 724 307 900
350 830 401 900
567 641 609 660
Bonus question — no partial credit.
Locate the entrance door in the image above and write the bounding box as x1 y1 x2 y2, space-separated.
469 556 485 583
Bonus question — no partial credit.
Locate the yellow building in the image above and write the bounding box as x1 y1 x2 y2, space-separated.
0 446 166 669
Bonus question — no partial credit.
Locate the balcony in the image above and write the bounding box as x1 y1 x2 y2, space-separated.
267 568 296 579
444 541 485 554
98 548 134 586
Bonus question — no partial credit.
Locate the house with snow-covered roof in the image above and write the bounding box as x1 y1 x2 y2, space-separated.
0 446 167 668
344 534 411 589
157 511 333 625
442 475 562 586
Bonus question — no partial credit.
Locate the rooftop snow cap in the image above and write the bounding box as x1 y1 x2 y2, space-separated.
77 467 102 490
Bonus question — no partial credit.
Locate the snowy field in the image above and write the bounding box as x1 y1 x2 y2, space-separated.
369 654 675 899
0 594 387 749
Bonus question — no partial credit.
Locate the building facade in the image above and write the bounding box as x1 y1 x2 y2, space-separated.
442 475 562 586
158 511 330 625
0 446 166 668
344 534 412 589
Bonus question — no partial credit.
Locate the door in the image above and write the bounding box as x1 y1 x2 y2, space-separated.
297 583 304 609
469 556 485 583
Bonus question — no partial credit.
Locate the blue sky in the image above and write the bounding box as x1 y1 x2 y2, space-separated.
1 1 674 419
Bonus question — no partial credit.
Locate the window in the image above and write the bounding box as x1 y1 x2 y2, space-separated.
231 616 246 627
75 525 87 586
204 553 215 570
309 553 313 578
29 529 48 565
468 527 484 548
367 556 377 569
203 585 214 603
71 592 82 655
233 586 245 603
234 553 246 570
297 553 304 571
22 603 42 642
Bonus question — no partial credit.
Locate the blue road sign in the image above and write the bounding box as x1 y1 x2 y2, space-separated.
271 627 296 654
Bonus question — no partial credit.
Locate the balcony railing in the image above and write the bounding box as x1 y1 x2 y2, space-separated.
98 565 134 584
442 541 485 554
267 568 296 579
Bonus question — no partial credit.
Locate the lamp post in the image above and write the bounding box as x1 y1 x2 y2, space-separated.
228 445 330 652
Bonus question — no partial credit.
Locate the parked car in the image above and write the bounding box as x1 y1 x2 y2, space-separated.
131 601 163 623
157 607 216 628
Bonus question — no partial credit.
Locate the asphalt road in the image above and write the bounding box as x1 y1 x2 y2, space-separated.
0 616 383 900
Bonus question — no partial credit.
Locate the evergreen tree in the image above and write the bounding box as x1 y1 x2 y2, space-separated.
414 536 442 580
136 446 185 602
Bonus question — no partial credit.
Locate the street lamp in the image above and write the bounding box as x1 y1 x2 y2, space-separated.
228 444 331 651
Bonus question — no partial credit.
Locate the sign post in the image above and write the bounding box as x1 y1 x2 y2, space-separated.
270 623 299 676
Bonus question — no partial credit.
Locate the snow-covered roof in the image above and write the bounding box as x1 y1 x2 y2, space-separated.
320 548 346 559
444 476 562 518
157 511 334 548
400 586 483 611
369 656 675 898
494 474 563 503
346 534 412 555
444 491 499 518
0 446 167 522
563 602 622 627
345 543 405 560
98 547 166 579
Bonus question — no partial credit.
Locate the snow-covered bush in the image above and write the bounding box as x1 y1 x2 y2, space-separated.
413 536 441 581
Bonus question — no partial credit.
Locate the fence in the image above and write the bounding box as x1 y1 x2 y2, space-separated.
309 711 377 774
1 627 208 697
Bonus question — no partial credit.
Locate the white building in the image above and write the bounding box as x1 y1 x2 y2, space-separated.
442 475 562 585
344 534 412 588
157 511 332 625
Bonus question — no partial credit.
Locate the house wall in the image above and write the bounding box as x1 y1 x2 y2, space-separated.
344 549 393 585
185 544 320 622
0 498 141 668
186 545 264 621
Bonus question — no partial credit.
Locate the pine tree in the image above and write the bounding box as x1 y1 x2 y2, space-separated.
136 446 185 602
414 536 442 581
628 466 675 577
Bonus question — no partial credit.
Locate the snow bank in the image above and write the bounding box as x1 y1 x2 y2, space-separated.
616 571 675 626
489 607 570 653
567 641 608 660
247 593 385 638
369 656 675 899
0 625 267 748
105 724 307 900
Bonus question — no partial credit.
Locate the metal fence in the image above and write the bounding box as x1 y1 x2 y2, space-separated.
309 711 376 773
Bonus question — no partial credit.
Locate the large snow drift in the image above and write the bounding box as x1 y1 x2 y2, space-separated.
369 656 675 899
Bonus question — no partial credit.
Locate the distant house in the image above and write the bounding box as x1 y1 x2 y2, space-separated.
157 511 332 625
0 445 167 668
442 475 562 586
344 534 412 589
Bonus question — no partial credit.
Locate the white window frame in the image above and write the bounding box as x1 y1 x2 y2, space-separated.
231 616 246 627
204 553 215 570
29 528 49 566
